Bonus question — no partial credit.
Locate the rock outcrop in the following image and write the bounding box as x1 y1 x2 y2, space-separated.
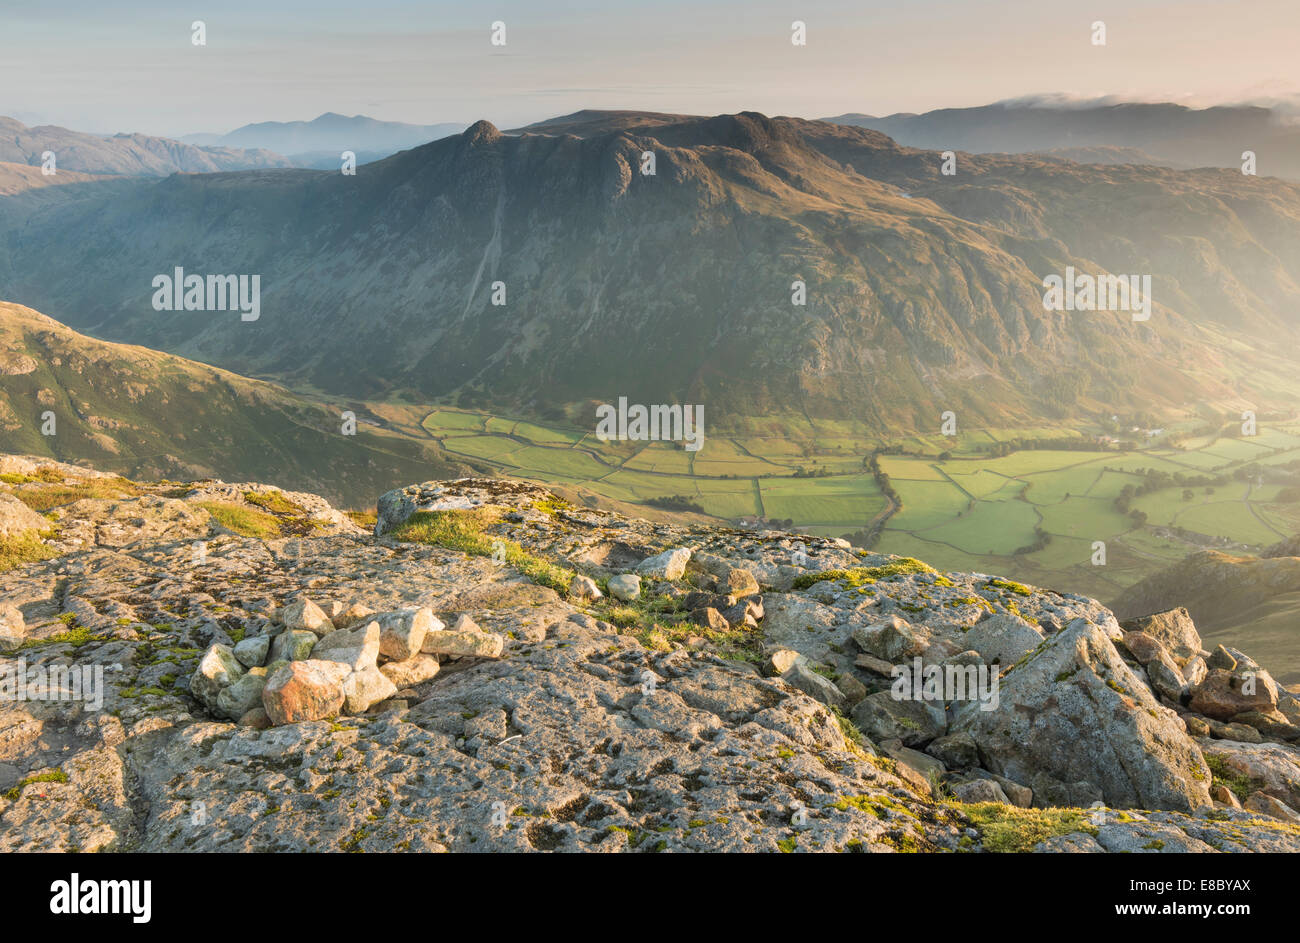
2 464 1299 853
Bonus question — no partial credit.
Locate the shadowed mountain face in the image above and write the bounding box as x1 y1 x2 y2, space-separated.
0 301 472 507
825 102 1300 180
0 116 292 177
3 111 1300 429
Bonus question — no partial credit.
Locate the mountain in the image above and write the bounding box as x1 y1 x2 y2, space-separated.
0 301 476 507
1112 549 1300 684
0 116 293 177
4 111 1300 430
192 112 466 164
824 102 1300 179
4 463 1300 851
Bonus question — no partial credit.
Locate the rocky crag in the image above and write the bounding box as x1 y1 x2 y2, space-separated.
2 454 1299 852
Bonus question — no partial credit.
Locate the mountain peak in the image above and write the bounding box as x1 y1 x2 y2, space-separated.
462 119 501 146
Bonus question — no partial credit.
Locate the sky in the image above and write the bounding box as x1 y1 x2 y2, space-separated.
3 0 1299 136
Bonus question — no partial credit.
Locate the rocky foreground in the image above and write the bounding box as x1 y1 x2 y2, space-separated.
2 455 1299 852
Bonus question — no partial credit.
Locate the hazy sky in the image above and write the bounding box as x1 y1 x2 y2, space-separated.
3 0 1299 136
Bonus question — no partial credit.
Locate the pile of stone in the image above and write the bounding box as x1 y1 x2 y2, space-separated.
189 596 505 727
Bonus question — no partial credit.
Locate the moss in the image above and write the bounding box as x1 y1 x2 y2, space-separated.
957 802 1099 853
15 625 105 651
3 769 69 801
243 490 303 515
830 794 916 819
1205 755 1260 802
389 509 573 595
792 558 935 591
987 578 1031 596
776 836 797 853
198 501 282 539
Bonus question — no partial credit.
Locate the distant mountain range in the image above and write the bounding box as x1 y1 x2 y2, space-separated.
824 101 1300 179
183 112 466 167
3 109 1300 432
0 116 292 177
0 300 473 507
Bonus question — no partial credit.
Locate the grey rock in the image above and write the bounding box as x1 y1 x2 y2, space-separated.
962 612 1043 666
635 547 692 581
953 619 1212 811
232 634 270 669
607 574 641 602
851 691 946 747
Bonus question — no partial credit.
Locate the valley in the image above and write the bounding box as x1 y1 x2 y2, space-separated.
402 404 1300 608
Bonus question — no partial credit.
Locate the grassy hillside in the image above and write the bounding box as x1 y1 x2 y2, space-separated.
0 301 475 508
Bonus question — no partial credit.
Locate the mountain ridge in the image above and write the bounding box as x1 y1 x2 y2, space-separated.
4 111 1300 432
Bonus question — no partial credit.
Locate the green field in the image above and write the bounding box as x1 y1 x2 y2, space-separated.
416 406 1300 605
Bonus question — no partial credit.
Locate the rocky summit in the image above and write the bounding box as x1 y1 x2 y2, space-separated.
2 454 1300 853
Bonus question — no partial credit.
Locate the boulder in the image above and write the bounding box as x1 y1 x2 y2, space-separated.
1199 739 1300 809
268 629 317 663
190 644 245 713
635 548 692 581
852 614 930 663
850 691 947 747
962 612 1043 666
1120 631 1166 665
568 575 602 602
1120 608 1201 665
1205 718 1263 743
878 739 946 780
952 618 1212 811
280 597 333 635
341 666 398 715
768 648 802 675
238 707 271 729
834 672 868 707
780 662 845 709
1189 668 1278 720
215 667 269 721
261 660 350 725
421 628 504 658
720 568 760 599
379 653 441 688
950 778 1010 804
373 608 436 661
927 732 980 770
854 652 895 677
685 592 735 612
0 603 25 652
721 598 763 628
312 622 380 672
1210 784 1241 808
1207 645 1237 671
1243 793 1300 824
690 607 730 632
1145 652 1188 703
607 574 641 602
1231 710 1299 741
450 613 481 634
232 634 270 668
334 602 376 629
